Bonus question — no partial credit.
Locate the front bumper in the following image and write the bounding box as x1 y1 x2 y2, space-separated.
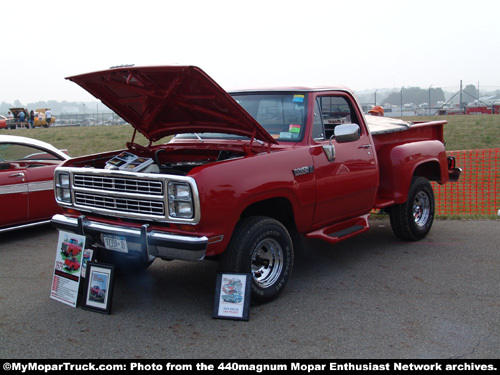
51 214 208 262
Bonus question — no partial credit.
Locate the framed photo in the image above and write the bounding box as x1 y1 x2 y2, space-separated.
82 262 115 314
213 273 251 321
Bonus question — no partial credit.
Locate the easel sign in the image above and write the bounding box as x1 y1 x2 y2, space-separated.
213 273 251 321
50 231 86 307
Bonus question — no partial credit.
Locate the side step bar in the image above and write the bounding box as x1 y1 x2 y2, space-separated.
305 214 370 244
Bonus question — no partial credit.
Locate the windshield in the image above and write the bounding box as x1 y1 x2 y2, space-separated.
231 93 307 142
0 143 63 161
172 92 308 142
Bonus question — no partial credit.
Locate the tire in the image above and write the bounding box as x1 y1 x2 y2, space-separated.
389 176 435 241
219 216 294 304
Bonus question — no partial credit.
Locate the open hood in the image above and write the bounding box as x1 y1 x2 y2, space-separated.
66 65 276 144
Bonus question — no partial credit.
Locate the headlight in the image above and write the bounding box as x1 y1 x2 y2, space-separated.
55 172 72 203
168 182 194 218
58 173 70 188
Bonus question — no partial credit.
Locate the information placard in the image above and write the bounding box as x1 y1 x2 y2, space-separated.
213 273 251 321
50 231 86 307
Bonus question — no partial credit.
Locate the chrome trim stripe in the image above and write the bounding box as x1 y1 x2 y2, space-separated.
0 181 54 195
0 220 51 233
0 183 28 195
28 180 54 192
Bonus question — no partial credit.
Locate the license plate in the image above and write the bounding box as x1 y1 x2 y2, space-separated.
101 234 128 253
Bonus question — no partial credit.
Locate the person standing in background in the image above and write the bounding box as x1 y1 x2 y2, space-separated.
45 109 52 126
18 110 26 128
368 106 384 117
29 110 35 128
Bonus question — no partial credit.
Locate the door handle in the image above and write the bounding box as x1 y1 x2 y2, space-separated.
358 144 372 149
9 172 25 178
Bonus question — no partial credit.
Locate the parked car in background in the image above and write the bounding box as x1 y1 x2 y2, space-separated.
34 108 56 128
0 115 7 129
0 135 70 233
4 108 56 129
5 108 25 129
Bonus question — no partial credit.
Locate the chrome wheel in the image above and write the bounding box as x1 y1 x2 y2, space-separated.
413 191 431 228
389 177 435 241
219 216 294 303
251 238 284 289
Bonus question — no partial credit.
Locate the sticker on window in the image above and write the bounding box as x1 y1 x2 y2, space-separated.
292 95 305 103
289 124 301 133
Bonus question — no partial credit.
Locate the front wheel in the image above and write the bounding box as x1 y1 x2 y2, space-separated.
218 216 294 304
389 176 435 241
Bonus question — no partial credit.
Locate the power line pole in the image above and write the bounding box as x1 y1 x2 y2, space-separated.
460 80 463 115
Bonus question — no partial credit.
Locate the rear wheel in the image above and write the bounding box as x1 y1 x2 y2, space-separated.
218 216 294 304
389 177 435 241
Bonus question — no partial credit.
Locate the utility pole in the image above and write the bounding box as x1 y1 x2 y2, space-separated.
428 84 433 116
400 87 404 116
460 80 463 114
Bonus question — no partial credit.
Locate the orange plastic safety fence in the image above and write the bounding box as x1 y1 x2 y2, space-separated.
432 148 500 215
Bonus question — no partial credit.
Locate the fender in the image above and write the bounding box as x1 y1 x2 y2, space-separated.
192 147 316 256
383 140 446 204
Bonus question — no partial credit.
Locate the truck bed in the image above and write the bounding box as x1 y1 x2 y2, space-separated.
365 115 412 135
367 116 446 152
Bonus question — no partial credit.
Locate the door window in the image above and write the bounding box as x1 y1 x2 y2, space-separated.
312 95 359 141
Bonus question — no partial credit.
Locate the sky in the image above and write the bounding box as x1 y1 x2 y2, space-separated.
2 0 499 105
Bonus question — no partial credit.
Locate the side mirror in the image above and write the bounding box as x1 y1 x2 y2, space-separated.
334 124 360 143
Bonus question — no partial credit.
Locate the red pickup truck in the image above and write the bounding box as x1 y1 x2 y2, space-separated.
61 238 81 257
51 66 460 303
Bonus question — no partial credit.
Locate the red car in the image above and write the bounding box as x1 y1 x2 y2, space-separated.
90 285 105 298
0 135 70 233
64 257 81 271
61 238 82 257
0 115 7 129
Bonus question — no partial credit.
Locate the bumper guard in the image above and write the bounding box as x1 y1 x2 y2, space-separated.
51 214 208 262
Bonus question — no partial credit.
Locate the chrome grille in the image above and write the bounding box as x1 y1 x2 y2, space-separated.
75 192 164 216
74 174 163 195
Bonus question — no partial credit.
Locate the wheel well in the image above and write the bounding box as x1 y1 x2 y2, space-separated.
413 161 441 182
240 197 297 234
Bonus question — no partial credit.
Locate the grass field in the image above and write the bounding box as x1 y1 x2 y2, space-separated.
407 115 500 151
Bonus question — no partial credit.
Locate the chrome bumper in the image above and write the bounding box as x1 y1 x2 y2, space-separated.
51 214 208 262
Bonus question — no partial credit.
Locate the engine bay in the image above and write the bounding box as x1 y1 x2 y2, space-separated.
77 145 247 176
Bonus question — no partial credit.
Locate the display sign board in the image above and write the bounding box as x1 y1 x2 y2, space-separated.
82 262 115 314
213 273 251 321
50 231 86 307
